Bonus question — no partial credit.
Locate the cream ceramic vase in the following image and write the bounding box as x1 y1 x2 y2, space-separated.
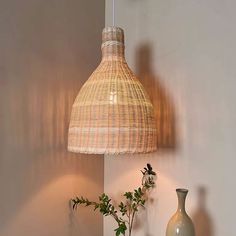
166 189 195 236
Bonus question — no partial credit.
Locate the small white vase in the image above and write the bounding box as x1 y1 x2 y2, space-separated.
166 189 195 236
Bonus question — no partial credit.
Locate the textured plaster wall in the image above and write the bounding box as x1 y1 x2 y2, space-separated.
0 0 104 236
105 1 236 236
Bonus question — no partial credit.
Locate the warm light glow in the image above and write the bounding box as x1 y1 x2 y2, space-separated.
0 175 101 236
109 91 117 104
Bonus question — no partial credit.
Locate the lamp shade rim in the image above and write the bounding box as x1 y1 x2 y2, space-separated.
68 146 157 155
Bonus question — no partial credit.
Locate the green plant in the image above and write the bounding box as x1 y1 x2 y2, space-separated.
71 164 156 236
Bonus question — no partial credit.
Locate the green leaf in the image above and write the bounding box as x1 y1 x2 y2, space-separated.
71 164 157 236
114 222 127 236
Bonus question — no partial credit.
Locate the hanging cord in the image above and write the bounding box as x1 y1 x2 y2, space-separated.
112 0 115 26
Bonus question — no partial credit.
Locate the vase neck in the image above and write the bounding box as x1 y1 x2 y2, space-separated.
101 26 125 61
176 189 188 213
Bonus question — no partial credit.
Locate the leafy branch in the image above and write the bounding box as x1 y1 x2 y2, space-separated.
71 163 156 236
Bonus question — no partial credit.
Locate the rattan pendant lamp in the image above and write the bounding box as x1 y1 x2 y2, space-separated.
68 0 157 154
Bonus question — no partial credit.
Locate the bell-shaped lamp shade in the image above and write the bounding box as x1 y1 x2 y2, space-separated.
68 27 157 154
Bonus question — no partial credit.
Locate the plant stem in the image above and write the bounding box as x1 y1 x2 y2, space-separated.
72 164 156 236
128 206 131 235
129 211 136 236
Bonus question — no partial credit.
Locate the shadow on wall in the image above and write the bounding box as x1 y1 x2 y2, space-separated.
0 0 105 234
0 73 103 235
120 43 178 236
133 193 156 236
0 0 106 235
192 186 215 236
135 43 177 151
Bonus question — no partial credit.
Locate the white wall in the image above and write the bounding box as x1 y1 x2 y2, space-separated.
105 1 236 236
0 0 104 236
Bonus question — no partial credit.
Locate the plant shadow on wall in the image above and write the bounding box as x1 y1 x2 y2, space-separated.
192 186 214 236
135 43 177 150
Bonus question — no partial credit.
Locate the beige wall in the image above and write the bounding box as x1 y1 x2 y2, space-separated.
105 1 236 236
0 0 104 236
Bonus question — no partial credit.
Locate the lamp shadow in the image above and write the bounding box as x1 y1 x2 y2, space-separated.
135 43 177 151
118 42 178 236
192 186 215 236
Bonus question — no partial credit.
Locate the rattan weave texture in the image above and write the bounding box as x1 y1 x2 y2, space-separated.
68 27 157 154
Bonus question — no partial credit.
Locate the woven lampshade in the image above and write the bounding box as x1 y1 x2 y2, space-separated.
68 27 157 154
